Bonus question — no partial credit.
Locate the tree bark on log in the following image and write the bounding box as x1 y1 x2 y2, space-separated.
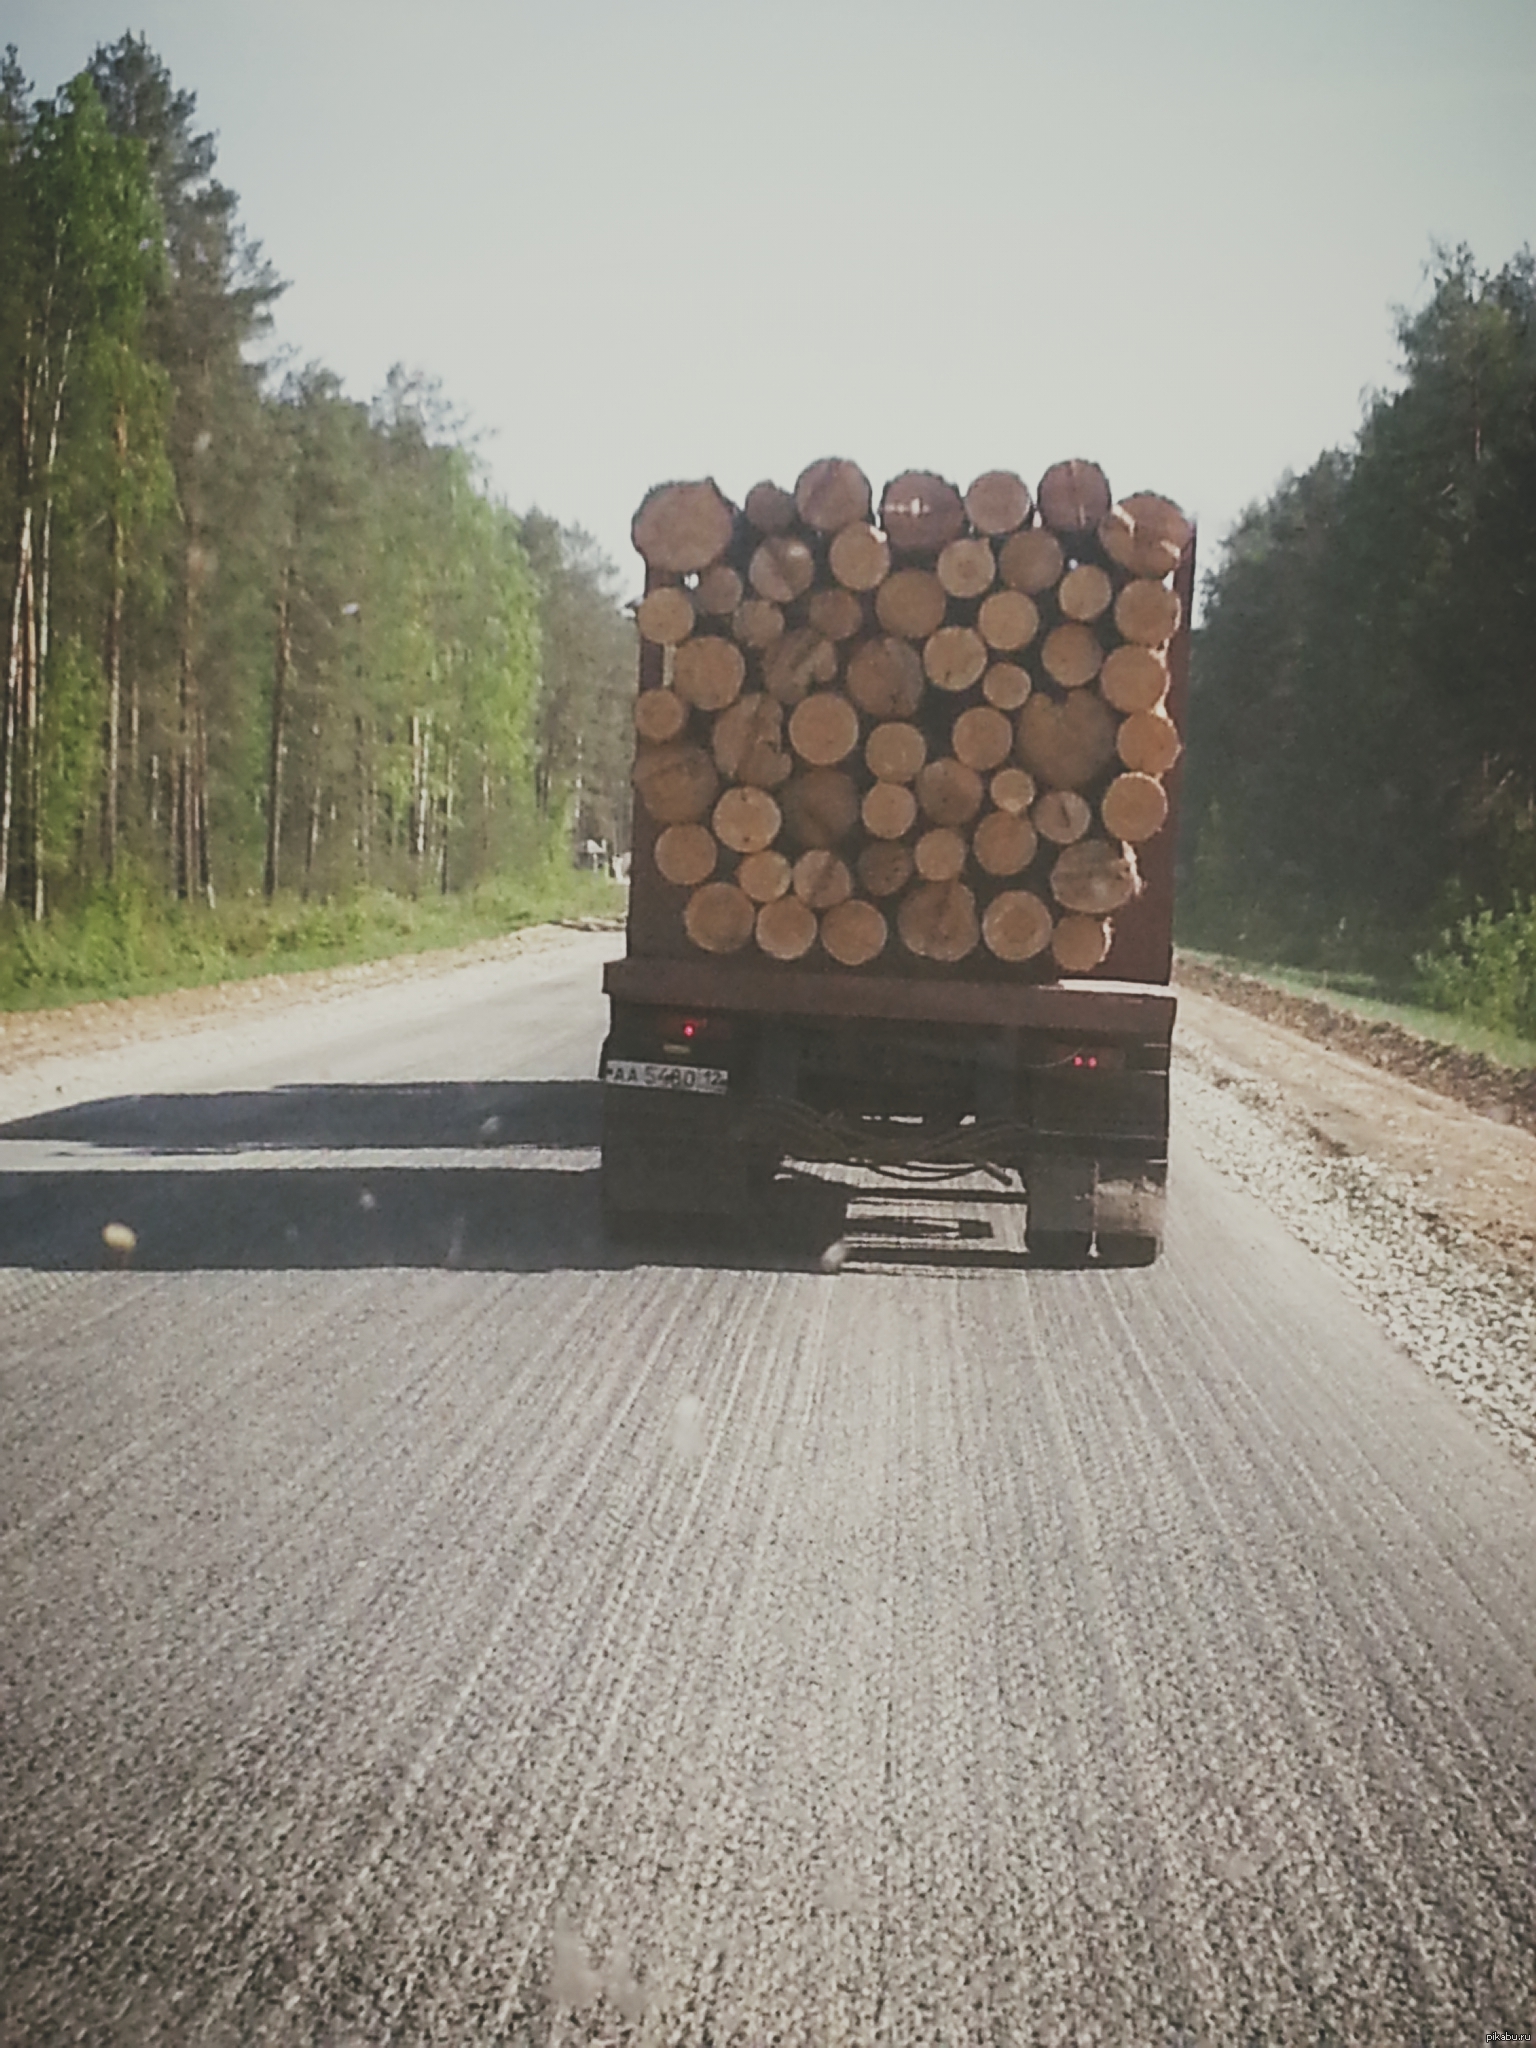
829 521 890 592
821 897 887 966
1098 644 1168 714
915 757 984 826
673 635 746 710
1114 579 1182 647
858 839 914 897
937 537 996 599
792 848 853 908
876 567 947 639
862 780 918 838
1016 692 1117 788
977 590 1040 652
847 636 924 718
973 809 1038 876
788 690 860 766
898 879 979 961
1036 459 1112 535
637 586 696 645
952 704 1014 771
982 889 1053 961
713 784 782 853
756 893 818 960
633 479 736 572
1050 838 1140 913
737 847 793 902
864 719 926 782
997 528 1063 594
781 766 860 847
634 739 719 823
964 470 1033 536
654 822 717 886
1052 913 1111 973
880 471 966 555
982 661 1032 710
749 533 816 603
1100 771 1169 841
794 456 873 532
685 880 756 952
634 687 687 744
1033 788 1092 844
1039 622 1104 688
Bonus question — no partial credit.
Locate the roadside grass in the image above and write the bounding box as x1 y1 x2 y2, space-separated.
0 864 626 1014
1177 946 1536 1071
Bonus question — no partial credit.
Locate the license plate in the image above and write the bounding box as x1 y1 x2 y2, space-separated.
603 1058 729 1096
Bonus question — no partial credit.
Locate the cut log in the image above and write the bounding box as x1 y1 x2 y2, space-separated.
1050 838 1141 914
792 848 853 909
685 880 756 953
762 626 837 705
654 822 718 887
632 479 736 572
1036 459 1112 535
743 479 796 535
637 586 696 646
829 521 890 592
1116 708 1182 774
732 598 785 649
1098 492 1191 577
864 720 926 783
633 739 718 823
1114 578 1182 647
951 704 1014 772
936 537 996 600
876 567 947 640
1057 563 1113 623
964 470 1033 536
781 766 860 848
982 661 1032 710
694 562 744 616
862 780 918 839
1098 644 1168 714
846 636 924 718
915 757 984 827
736 847 793 903
982 889 1053 962
1039 622 1104 689
997 528 1064 593
788 690 860 766
1033 788 1092 844
806 585 865 641
755 894 818 961
880 470 966 555
711 694 791 787
1016 691 1117 788
989 765 1037 815
633 687 687 744
821 897 887 967
1100 771 1169 842
977 590 1040 653
858 840 915 897
1052 913 1111 974
674 635 746 710
924 625 989 693
794 456 873 532
915 827 968 882
713 784 782 854
749 532 816 604
898 879 979 962
972 809 1038 876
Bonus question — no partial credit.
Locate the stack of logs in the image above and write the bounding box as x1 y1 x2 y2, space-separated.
630 458 1190 975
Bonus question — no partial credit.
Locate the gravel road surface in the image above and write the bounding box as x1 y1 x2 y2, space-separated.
2 930 1532 2044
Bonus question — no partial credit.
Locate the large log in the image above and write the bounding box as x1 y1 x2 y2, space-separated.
749 533 816 604
694 563 744 616
1098 492 1192 578
633 479 735 572
763 626 837 705
972 809 1038 876
828 522 890 593
936 537 996 600
982 661 1032 710
685 880 756 953
634 687 687 744
951 704 1014 772
1116 708 1183 774
755 894 818 961
1098 644 1168 714
880 470 966 555
713 784 782 854
781 766 860 847
915 757 984 826
792 848 853 909
876 567 948 640
864 720 926 782
806 585 865 641
1050 838 1141 914
988 765 1037 815
736 847 793 902
654 822 717 887
788 690 860 766
847 636 925 718
862 780 918 839
997 528 1064 594
1036 459 1112 535
1114 579 1182 647
977 590 1040 653
743 479 796 534
634 739 718 823
637 586 696 646
1057 563 1113 623
794 456 873 532
732 598 785 649
1051 913 1111 974
674 635 746 710
924 625 989 693
1039 622 1104 689
1015 691 1117 788
712 694 791 786
1100 771 1169 842
858 840 914 897
915 827 968 882
982 889 1053 962
964 470 1033 536
821 897 888 967
898 879 979 961
1033 788 1092 845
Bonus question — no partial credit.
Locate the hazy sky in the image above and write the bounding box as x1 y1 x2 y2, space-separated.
11 1 1534 593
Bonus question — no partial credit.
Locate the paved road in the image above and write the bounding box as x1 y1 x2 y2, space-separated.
2 932 1532 2044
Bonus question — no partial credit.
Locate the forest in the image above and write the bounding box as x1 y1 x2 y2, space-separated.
0 36 634 999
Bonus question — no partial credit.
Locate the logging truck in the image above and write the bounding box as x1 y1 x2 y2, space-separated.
600 460 1193 1265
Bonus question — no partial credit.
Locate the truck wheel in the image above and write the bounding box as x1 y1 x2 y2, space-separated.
1025 1227 1093 1267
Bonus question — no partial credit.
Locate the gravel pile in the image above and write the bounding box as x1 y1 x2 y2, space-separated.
1174 1029 1535 1462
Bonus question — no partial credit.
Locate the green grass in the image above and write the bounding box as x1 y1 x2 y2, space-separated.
0 864 626 1014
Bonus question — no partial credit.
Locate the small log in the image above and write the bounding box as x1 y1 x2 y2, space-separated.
713 784 782 854
743 479 796 535
1033 788 1092 845
637 586 696 646
989 766 1037 815
632 479 735 572
634 739 718 824
880 470 966 555
964 470 1033 536
749 533 816 604
864 720 926 783
792 848 853 909
694 563 744 616
1114 579 1182 647
755 894 818 961
847 636 924 718
763 626 837 705
674 635 746 711
806 586 865 641
915 827 968 882
685 880 756 953
936 537 996 600
781 766 860 848
862 780 918 839
821 898 887 967
876 567 947 640
732 598 785 649
858 840 914 897
924 625 988 693
982 662 1032 711
1036 459 1112 535
654 822 718 887
1116 709 1182 774
829 522 890 592
736 848 793 903
1050 838 1141 914
1098 492 1191 578
789 690 860 766
898 879 979 962
634 688 687 744
1016 692 1117 789
794 456 873 532
973 809 1038 876
915 757 984 827
712 694 790 787
951 704 1014 772
997 528 1064 594
1057 563 1113 623
1099 644 1168 714
1039 622 1104 689
1052 913 1111 974
977 590 1040 653
1100 771 1169 842
982 889 1053 962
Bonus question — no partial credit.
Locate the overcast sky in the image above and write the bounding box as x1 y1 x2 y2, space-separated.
11 0 1534 594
